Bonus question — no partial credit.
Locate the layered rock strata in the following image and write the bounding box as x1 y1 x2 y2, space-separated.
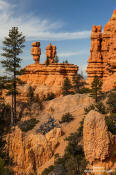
86 9 116 88
19 63 78 96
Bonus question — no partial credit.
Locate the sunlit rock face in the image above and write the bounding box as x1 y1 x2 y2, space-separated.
83 110 116 175
19 41 78 97
19 63 78 97
31 42 41 64
45 42 56 64
86 9 116 91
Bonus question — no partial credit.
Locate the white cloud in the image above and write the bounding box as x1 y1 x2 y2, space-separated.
0 0 91 41
57 50 88 58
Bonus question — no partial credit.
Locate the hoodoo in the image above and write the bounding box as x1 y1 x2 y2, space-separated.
86 9 116 90
19 42 78 96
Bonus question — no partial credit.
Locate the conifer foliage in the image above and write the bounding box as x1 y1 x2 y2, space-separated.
1 27 25 125
91 75 103 102
62 77 72 95
72 74 84 93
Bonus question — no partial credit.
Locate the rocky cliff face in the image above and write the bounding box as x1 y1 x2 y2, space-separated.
19 63 78 97
86 9 116 90
83 110 116 174
6 94 93 175
7 127 62 175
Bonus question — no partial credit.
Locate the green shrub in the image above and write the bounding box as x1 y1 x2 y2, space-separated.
27 86 34 103
95 102 107 114
60 113 74 123
79 88 91 94
84 105 95 115
105 115 116 135
0 157 11 175
41 165 54 175
19 118 39 132
107 92 116 113
90 75 103 102
62 77 72 96
34 94 43 110
45 93 56 101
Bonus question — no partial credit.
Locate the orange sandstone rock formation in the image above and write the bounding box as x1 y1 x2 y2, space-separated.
19 42 78 97
31 42 41 64
45 43 56 64
86 9 116 89
19 63 78 97
83 110 116 174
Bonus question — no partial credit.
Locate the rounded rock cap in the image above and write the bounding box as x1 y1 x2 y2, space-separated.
112 9 116 19
32 42 40 47
46 43 52 50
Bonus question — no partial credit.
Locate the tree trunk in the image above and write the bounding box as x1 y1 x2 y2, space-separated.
11 92 14 126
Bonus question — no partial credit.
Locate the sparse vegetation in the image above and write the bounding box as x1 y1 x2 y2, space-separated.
60 113 74 123
105 115 116 135
84 102 107 115
19 118 39 132
44 93 56 101
95 102 107 114
41 165 54 175
84 104 95 115
63 60 69 64
36 117 58 135
54 55 59 63
105 91 116 135
27 86 35 104
72 74 85 93
90 75 103 102
45 58 50 66
42 118 87 175
62 77 72 96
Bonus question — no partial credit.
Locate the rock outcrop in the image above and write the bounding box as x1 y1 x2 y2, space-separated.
7 127 62 175
18 42 78 97
86 9 116 90
31 42 41 64
83 110 116 174
45 43 56 64
6 94 93 175
19 63 78 97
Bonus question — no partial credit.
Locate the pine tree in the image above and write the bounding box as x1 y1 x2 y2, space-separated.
72 74 84 93
1 27 25 125
46 57 50 66
27 86 34 104
62 77 72 96
91 75 103 102
54 55 59 63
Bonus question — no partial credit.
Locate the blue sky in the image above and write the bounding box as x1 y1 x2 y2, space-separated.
0 0 116 75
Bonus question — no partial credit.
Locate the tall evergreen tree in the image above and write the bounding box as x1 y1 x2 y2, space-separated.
54 55 59 63
72 74 84 93
62 77 72 96
91 75 103 102
1 27 25 125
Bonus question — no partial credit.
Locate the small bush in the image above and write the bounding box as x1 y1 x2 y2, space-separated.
84 105 95 115
95 102 107 114
45 93 56 101
79 88 91 94
42 165 54 175
36 117 57 135
60 113 74 123
34 94 43 110
19 118 39 132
